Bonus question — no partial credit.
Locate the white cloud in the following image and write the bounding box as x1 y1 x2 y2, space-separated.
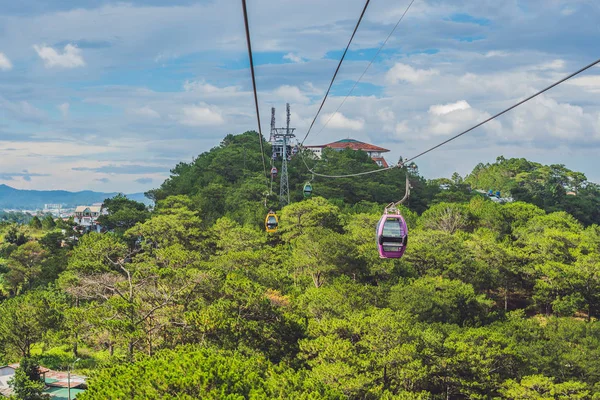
177 105 224 126
428 106 496 137
377 107 395 122
531 59 565 71
0 52 12 71
389 99 500 139
33 44 85 68
386 63 439 84
273 85 309 104
484 50 509 57
497 95 600 143
567 75 600 93
58 103 69 117
183 80 239 93
0 97 46 122
130 106 160 118
320 112 364 131
395 121 409 135
283 53 304 63
429 100 471 116
377 107 396 133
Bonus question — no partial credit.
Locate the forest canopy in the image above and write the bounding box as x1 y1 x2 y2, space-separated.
1 131 600 399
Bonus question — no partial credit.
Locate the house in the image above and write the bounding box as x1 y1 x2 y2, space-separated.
0 365 17 397
305 138 390 167
73 205 105 233
0 364 50 398
0 364 86 399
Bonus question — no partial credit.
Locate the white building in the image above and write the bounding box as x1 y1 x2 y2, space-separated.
73 205 105 232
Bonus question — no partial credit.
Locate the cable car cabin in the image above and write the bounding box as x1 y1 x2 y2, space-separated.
292 146 299 156
271 167 278 178
376 211 408 259
265 211 279 233
272 153 278 161
303 183 313 198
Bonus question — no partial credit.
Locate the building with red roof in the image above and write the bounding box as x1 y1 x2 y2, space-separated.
305 138 390 167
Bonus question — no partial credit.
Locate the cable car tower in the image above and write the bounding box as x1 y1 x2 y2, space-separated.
271 103 296 206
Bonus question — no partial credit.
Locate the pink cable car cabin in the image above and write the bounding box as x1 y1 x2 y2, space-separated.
376 210 408 259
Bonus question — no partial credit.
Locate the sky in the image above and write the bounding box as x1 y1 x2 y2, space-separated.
0 0 599 193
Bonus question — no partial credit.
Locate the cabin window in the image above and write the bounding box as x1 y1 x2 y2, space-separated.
383 243 402 252
382 218 404 237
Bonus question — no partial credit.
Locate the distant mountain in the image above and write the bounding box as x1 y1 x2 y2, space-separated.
0 184 152 210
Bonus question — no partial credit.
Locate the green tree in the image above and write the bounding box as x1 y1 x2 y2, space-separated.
185 273 303 363
40 215 55 231
97 194 150 234
389 276 494 326
4 225 29 246
299 308 420 398
5 242 48 294
501 375 589 399
8 359 49 400
127 195 204 250
0 291 61 358
419 203 474 234
79 346 343 399
279 196 342 242
291 228 357 288
28 217 42 230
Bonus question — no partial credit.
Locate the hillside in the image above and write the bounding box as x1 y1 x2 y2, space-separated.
1 131 600 399
0 184 152 210
465 156 600 225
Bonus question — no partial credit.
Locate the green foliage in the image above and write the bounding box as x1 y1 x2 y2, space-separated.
0 211 34 225
97 193 150 234
148 132 432 226
4 242 48 294
0 291 61 358
419 202 474 233
184 273 303 363
4 225 30 246
465 157 600 226
80 346 343 399
501 375 590 399
3 133 600 398
29 217 42 230
41 215 56 231
8 358 49 400
389 276 494 326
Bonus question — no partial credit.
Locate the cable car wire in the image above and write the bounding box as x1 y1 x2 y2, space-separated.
300 0 372 146
241 0 269 186
301 56 600 179
316 0 416 137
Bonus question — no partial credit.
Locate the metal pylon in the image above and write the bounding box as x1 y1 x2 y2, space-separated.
279 106 291 206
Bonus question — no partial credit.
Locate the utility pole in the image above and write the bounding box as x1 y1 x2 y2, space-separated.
271 103 296 207
68 358 80 400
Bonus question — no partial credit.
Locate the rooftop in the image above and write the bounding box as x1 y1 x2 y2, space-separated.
75 205 102 213
310 138 390 153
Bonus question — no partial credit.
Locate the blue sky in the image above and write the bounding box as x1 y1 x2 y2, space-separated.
0 0 599 192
